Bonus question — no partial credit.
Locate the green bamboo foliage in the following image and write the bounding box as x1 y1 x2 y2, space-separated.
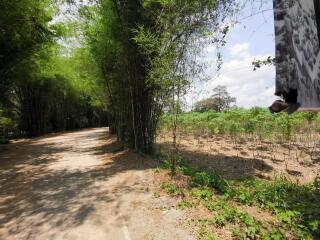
0 1 107 138
84 0 237 153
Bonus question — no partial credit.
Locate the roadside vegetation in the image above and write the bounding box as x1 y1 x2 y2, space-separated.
159 109 320 145
154 151 320 239
155 99 319 239
158 108 320 181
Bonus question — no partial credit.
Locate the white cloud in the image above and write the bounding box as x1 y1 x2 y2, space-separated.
186 42 277 109
230 43 250 58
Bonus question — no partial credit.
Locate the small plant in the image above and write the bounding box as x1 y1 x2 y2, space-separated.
209 172 230 194
204 201 217 212
262 230 285 240
277 210 299 225
161 182 182 196
191 188 213 201
154 192 160 198
177 200 193 210
198 227 216 240
211 214 227 227
140 187 150 192
232 187 252 205
190 170 230 194
205 234 216 240
231 228 240 239
204 198 227 212
314 176 320 192
191 172 211 187
222 206 238 223
237 211 261 239
308 220 320 232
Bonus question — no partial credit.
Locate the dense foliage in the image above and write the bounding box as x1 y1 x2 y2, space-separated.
159 108 320 142
0 0 55 97
194 85 236 112
0 0 239 151
0 1 107 138
83 0 237 153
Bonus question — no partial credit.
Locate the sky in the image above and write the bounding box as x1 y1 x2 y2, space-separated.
187 0 277 109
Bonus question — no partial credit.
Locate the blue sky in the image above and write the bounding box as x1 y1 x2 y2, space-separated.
187 0 278 109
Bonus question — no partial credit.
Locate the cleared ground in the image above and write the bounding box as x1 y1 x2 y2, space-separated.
158 132 320 183
0 128 194 240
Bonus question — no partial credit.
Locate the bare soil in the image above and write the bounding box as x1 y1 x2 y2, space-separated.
0 128 195 240
157 132 320 183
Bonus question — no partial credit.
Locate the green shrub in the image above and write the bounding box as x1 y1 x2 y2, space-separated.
232 178 320 238
177 200 193 210
191 172 211 187
191 188 213 201
262 230 285 240
211 214 226 227
161 182 182 196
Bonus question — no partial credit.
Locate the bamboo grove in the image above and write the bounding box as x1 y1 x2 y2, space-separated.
82 0 237 153
0 0 108 138
0 0 237 151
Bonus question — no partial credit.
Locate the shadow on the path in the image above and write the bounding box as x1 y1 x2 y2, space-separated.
0 128 156 239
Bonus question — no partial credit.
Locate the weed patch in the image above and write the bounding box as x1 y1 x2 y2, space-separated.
161 182 182 196
155 151 320 239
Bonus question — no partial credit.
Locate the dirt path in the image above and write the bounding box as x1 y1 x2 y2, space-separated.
0 128 194 240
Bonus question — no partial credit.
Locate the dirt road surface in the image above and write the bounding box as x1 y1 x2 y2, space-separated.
0 128 194 240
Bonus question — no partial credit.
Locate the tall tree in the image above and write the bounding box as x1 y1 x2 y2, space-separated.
85 0 236 153
0 0 57 101
0 0 107 137
194 86 236 112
